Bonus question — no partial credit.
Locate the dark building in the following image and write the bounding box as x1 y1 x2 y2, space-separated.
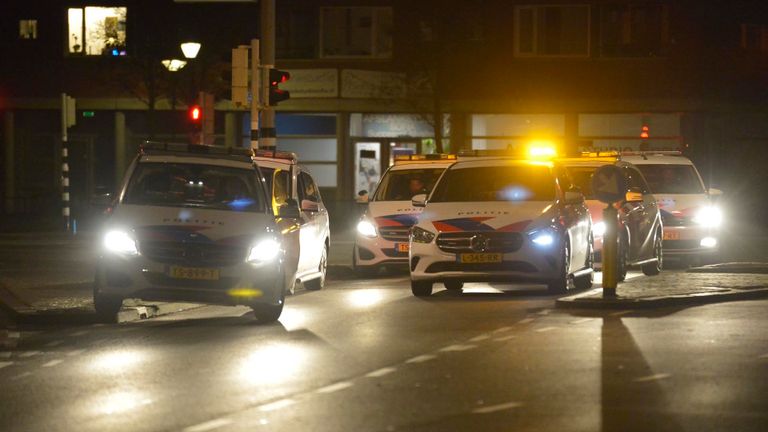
2 0 768 229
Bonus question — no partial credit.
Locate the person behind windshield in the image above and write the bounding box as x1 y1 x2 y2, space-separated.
395 177 426 200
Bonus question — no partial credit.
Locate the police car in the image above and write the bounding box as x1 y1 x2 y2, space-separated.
408 156 594 296
94 143 298 323
560 153 663 280
622 151 721 264
253 150 330 292
353 154 456 275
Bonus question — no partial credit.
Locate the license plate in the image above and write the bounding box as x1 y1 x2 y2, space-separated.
396 243 410 253
459 253 502 264
663 231 679 240
169 266 220 280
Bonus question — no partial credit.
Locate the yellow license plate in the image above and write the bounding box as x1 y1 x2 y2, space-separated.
663 231 679 240
397 243 410 253
459 253 502 264
169 266 220 280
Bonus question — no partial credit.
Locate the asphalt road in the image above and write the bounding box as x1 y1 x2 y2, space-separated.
1 271 767 432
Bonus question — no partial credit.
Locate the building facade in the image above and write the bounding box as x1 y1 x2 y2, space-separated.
2 0 768 228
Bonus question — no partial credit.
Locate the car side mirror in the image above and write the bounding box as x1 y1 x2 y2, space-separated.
356 190 369 204
625 191 643 202
564 191 584 204
277 199 300 219
708 187 723 197
301 199 319 212
412 193 427 207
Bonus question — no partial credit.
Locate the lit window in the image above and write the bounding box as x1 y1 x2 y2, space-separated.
67 7 127 56
514 5 590 57
19 20 37 39
320 7 392 58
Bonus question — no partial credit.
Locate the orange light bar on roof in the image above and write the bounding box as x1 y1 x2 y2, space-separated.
254 149 298 162
394 154 457 162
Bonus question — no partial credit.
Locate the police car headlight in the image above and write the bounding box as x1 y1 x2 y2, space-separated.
529 229 556 247
247 238 281 263
103 230 138 255
692 206 722 228
410 226 435 244
592 222 606 237
356 220 378 238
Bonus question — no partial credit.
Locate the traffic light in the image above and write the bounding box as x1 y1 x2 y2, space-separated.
268 69 290 106
640 125 650 139
189 105 202 123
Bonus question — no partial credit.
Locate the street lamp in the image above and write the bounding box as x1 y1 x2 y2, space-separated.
162 59 187 139
180 42 201 59
161 59 187 72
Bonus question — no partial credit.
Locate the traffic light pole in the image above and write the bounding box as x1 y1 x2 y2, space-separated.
260 0 277 149
60 93 75 233
250 38 260 150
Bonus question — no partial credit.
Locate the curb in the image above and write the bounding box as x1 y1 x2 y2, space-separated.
555 287 768 310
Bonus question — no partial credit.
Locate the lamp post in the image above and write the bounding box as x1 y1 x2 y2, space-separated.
161 59 186 139
181 42 205 144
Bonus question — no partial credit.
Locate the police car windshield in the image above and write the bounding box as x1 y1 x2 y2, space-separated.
636 164 704 194
374 168 445 201
430 165 556 202
123 163 266 212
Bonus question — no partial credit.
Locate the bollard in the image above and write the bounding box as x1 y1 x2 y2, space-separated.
602 205 619 297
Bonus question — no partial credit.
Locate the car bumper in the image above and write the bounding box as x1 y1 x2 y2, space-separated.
662 226 719 256
409 240 563 284
354 234 410 268
96 253 284 307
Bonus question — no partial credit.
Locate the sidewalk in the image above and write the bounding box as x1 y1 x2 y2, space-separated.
557 265 768 309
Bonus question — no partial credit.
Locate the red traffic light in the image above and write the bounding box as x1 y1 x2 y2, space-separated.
190 105 201 121
640 125 649 139
268 69 291 106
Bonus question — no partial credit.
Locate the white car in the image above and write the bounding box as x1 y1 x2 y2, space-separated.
254 150 331 292
622 151 721 264
409 158 594 296
353 155 455 275
94 143 297 323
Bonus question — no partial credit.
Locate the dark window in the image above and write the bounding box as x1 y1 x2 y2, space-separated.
276 7 317 59
600 4 668 57
374 168 445 201
320 7 392 58
431 165 556 203
566 167 596 199
625 167 650 194
123 163 266 213
635 164 705 195
515 5 590 57
298 171 322 203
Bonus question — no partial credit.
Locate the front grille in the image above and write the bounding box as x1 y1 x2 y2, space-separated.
379 226 411 242
661 214 693 227
663 239 701 250
143 272 239 290
382 248 408 258
140 241 247 267
425 261 537 274
436 232 523 254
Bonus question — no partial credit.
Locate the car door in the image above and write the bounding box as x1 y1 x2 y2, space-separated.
269 167 301 287
556 166 588 271
622 166 653 260
629 166 658 259
297 170 325 275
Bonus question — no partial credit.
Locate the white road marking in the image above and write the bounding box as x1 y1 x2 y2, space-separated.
0 361 13 370
494 335 516 342
258 399 296 412
472 402 523 414
440 344 477 352
517 318 535 325
610 310 632 317
366 367 397 378
45 340 64 347
493 326 513 333
570 318 594 324
469 334 490 342
69 330 89 337
316 381 354 394
11 372 32 380
633 373 672 382
406 354 437 364
537 309 551 315
42 360 63 368
66 349 86 357
183 418 233 432
18 351 41 358
535 327 558 333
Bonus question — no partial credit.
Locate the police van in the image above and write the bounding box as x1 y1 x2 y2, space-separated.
353 154 456 275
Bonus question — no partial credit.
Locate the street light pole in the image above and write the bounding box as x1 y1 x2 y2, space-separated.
260 0 276 149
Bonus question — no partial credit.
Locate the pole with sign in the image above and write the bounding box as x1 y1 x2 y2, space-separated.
61 93 76 233
591 165 627 297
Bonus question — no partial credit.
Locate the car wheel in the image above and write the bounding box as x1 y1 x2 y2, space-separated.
444 281 464 291
573 238 593 290
617 233 629 282
251 301 284 324
93 273 123 323
547 241 570 294
305 245 327 291
642 231 663 276
411 280 433 297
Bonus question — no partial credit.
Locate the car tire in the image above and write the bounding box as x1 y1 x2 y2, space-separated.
93 274 123 323
547 242 571 294
642 231 663 276
618 233 629 282
573 238 593 290
251 302 284 324
444 281 464 291
305 245 327 291
411 280 433 297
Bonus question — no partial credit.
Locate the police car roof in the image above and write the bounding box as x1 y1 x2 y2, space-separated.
448 158 554 169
